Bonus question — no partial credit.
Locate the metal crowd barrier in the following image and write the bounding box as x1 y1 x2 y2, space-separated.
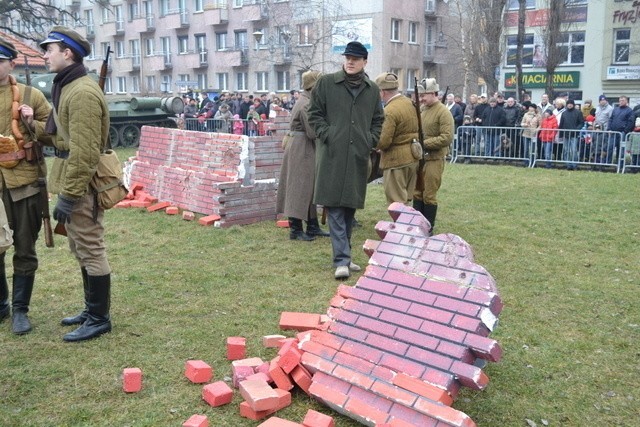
452 125 631 173
182 117 275 136
622 132 640 174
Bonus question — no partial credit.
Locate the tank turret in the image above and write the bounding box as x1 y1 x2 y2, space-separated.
23 73 184 147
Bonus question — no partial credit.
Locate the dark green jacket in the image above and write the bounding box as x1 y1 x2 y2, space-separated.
308 69 384 209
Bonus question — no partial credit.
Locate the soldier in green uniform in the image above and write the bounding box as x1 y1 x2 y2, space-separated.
413 79 454 236
40 26 113 342
0 37 52 334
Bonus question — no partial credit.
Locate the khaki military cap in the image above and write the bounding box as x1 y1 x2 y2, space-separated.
39 26 91 58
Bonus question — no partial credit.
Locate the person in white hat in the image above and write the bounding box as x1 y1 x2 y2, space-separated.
40 26 113 342
374 71 419 206
413 78 454 236
0 36 52 335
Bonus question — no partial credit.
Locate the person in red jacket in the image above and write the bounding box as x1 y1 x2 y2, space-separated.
539 109 558 168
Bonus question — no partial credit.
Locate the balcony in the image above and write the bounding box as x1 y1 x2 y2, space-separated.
273 45 292 65
180 50 208 69
243 1 268 21
115 20 125 35
85 24 95 39
136 14 155 33
215 48 248 67
146 54 173 71
165 9 190 29
114 54 141 72
424 44 435 63
203 4 229 26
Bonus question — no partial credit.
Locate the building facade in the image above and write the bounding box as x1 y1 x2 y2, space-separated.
6 0 459 98
500 0 639 105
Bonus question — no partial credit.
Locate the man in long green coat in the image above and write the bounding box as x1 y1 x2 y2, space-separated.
308 41 384 280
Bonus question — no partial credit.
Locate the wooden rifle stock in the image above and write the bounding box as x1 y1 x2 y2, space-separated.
414 77 426 193
24 58 54 247
98 46 112 92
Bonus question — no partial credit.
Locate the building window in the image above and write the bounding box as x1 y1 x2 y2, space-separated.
161 37 171 65
104 77 112 94
233 0 242 8
87 42 96 60
507 0 535 9
236 72 248 91
145 38 154 56
146 75 156 93
277 71 290 91
197 73 207 91
132 76 140 93
130 39 141 66
408 22 418 44
101 8 111 24
217 73 228 91
256 72 268 92
117 77 127 94
505 34 534 67
613 29 630 64
558 31 585 65
406 69 417 92
235 30 248 49
160 0 170 17
128 1 139 21
161 75 172 93
298 23 313 45
178 36 189 54
215 32 227 50
389 68 401 89
194 0 204 13
391 19 401 42
115 41 125 58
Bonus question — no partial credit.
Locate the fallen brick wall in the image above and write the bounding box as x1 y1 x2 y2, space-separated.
124 112 289 227
299 202 503 427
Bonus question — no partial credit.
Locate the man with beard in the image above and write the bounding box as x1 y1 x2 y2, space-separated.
308 41 384 280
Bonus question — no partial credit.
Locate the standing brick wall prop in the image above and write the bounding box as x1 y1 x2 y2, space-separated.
300 202 504 427
124 110 289 228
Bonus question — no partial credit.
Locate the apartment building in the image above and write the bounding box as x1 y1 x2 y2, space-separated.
500 0 640 104
7 0 461 97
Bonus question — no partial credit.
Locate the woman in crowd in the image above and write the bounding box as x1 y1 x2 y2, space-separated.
520 101 541 167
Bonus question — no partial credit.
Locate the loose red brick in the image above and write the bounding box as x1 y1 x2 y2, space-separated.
276 219 290 228
182 414 208 427
300 352 337 375
256 362 271 376
268 359 294 391
239 389 292 421
202 381 233 407
302 409 335 427
279 312 321 332
246 372 271 384
278 346 303 374
165 206 179 215
185 360 212 384
256 417 303 427
231 357 265 369
115 200 132 208
413 397 477 427
198 214 221 226
122 368 142 393
146 201 171 212
129 200 152 208
182 211 195 221
226 336 247 360
262 334 287 348
232 364 255 388
291 364 313 395
239 379 279 412
277 338 299 354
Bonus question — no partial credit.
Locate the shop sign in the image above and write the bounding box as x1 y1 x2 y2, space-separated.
607 66 640 80
504 71 580 88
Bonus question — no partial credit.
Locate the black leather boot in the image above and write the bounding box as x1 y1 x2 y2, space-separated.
306 218 330 237
289 218 315 241
12 275 34 335
63 274 112 342
413 199 425 218
423 204 438 236
61 267 89 326
0 270 9 322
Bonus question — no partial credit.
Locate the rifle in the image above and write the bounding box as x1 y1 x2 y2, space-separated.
414 77 426 192
24 57 54 247
98 46 112 92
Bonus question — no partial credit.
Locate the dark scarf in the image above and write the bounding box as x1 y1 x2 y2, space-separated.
45 62 88 134
343 66 366 89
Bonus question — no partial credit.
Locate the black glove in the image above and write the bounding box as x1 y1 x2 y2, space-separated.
53 194 76 224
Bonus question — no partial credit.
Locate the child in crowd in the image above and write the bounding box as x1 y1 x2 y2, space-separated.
232 114 244 135
628 117 640 170
539 109 558 168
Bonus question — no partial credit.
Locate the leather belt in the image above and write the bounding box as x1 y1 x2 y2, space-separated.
0 150 26 162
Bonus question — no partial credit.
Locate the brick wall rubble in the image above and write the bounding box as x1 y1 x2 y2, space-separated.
123 111 289 227
299 202 503 427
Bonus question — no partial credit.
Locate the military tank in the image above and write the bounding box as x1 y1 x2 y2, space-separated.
26 73 184 148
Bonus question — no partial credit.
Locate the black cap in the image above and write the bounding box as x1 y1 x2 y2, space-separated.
342 41 368 59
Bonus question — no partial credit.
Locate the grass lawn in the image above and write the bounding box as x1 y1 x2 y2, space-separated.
1 150 638 426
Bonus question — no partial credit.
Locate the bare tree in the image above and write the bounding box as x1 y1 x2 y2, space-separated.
465 0 508 95
514 0 527 101
541 0 566 96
